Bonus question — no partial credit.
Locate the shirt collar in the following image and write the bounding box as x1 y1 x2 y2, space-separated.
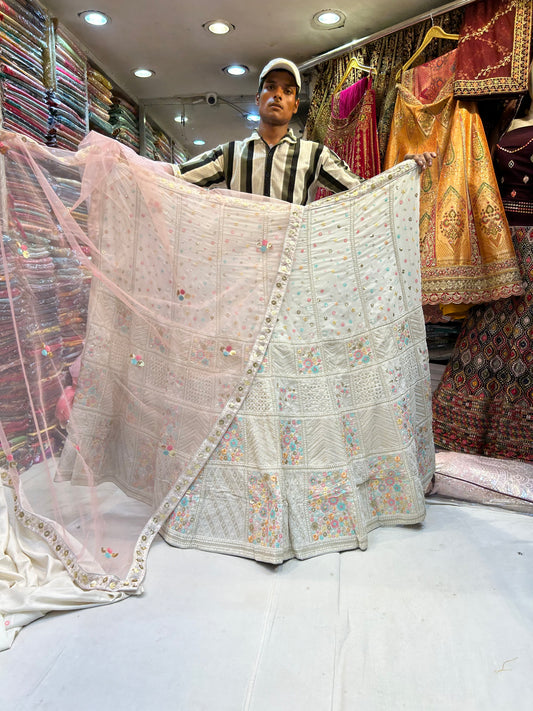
247 128 298 145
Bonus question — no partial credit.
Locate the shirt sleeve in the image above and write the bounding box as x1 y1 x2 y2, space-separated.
316 146 363 193
175 145 227 187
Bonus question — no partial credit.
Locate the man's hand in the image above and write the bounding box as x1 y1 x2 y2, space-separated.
405 152 436 171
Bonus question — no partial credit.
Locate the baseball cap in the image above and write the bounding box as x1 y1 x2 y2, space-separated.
258 58 301 92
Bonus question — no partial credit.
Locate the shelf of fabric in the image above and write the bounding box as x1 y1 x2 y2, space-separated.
151 124 172 162
109 92 139 152
0 0 48 144
87 63 113 137
0 151 91 471
48 29 88 150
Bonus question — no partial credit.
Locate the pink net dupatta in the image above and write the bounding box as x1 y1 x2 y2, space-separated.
0 130 302 593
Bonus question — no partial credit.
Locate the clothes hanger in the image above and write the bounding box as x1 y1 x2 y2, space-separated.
395 25 460 81
334 56 377 94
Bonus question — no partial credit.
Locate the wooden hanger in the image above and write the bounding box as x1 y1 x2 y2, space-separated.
395 26 460 81
334 56 377 94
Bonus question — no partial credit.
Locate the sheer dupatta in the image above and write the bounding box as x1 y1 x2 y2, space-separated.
0 129 301 594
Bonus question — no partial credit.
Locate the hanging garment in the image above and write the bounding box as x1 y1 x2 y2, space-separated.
454 0 533 97
385 49 523 317
0 130 433 602
315 76 380 200
432 125 533 461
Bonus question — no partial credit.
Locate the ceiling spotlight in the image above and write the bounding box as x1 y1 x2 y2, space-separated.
193 139 206 146
223 64 248 76
312 10 346 29
204 20 234 35
133 68 155 78
174 114 188 123
247 113 260 122
78 11 110 26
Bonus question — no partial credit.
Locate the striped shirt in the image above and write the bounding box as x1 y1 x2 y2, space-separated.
176 129 362 205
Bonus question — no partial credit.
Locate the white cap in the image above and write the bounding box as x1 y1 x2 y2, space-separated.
258 58 301 92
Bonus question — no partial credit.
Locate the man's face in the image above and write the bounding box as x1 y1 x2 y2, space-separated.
255 70 300 126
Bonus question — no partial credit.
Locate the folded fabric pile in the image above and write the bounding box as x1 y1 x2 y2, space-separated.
87 64 113 137
152 124 172 162
0 0 47 144
109 93 139 152
47 31 88 150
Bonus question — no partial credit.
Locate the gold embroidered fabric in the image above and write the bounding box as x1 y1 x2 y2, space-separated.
385 49 523 311
454 0 533 97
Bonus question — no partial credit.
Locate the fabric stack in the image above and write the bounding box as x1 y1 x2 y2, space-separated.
0 0 47 144
0 142 91 471
109 93 139 152
151 125 172 162
48 30 88 150
87 64 113 137
143 118 157 159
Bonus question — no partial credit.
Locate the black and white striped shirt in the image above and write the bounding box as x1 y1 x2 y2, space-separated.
176 129 362 205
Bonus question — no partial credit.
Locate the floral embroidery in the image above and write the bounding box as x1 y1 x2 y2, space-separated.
334 380 350 409
116 310 131 334
257 353 268 374
214 418 244 462
101 547 119 558
149 332 168 354
367 455 413 516
190 338 215 366
248 472 283 548
348 338 372 366
177 288 192 301
395 320 410 350
257 238 272 252
385 365 403 394
278 385 297 412
161 444 176 456
341 413 360 456
221 344 236 357
130 353 145 367
309 470 356 541
297 346 321 374
16 241 29 258
167 478 201 533
41 344 53 357
280 419 303 465
393 395 414 443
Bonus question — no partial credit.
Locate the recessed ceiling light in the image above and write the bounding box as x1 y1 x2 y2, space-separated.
193 139 206 146
133 68 155 78
223 64 248 76
247 113 260 122
174 114 188 123
78 11 110 26
203 20 234 35
312 9 346 29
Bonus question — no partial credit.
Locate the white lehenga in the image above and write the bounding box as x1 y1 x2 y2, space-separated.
0 130 432 647
161 165 433 562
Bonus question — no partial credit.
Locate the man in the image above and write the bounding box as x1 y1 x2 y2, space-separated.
174 58 434 205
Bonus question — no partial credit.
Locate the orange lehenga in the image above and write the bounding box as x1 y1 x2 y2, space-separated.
384 49 523 319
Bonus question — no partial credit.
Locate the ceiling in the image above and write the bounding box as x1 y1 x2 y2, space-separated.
42 0 455 158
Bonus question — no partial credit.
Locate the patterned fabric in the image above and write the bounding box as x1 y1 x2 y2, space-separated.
454 0 533 97
495 125 533 225
161 163 434 563
384 49 523 315
1 131 433 590
315 75 380 200
432 225 533 461
177 129 362 205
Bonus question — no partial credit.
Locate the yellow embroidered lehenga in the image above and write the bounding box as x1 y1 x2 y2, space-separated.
385 49 523 318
